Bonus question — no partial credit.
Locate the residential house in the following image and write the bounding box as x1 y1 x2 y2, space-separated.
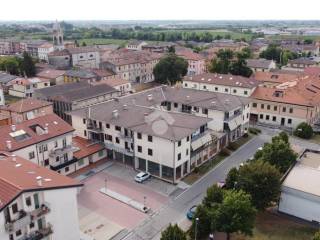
0 152 82 240
246 59 276 72
253 71 303 88
0 114 77 175
38 43 54 62
183 73 259 97
141 42 176 53
91 78 132 95
175 47 206 76
284 58 318 71
34 82 120 123
63 69 99 83
126 40 148 51
8 77 51 98
0 72 19 93
36 69 66 85
0 98 53 124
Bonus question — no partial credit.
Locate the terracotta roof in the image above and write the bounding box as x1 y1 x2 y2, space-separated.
48 49 70 57
246 59 274 69
0 99 52 113
36 69 66 79
92 78 129 87
288 57 317 65
0 152 82 211
39 43 53 49
176 47 205 61
11 77 50 86
0 114 74 152
254 71 301 84
73 136 104 159
67 46 99 54
90 68 115 77
184 73 259 89
304 67 320 76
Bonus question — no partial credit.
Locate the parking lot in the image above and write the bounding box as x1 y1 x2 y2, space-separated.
77 162 175 240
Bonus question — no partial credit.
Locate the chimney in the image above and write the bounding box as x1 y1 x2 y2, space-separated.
11 154 16 162
147 94 153 101
36 176 43 187
112 110 119 118
123 104 128 110
186 95 190 102
11 125 16 132
44 123 49 134
6 140 12 150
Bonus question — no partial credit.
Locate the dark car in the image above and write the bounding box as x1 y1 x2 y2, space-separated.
186 205 197 220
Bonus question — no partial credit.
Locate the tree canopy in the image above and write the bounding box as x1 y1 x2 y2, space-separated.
0 52 36 77
294 122 313 139
153 53 188 85
160 224 187 240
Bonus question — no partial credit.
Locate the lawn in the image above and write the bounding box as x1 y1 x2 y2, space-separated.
75 38 129 47
234 211 317 240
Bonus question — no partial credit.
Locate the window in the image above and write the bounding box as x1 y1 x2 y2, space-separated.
184 83 188 87
29 151 35 160
78 159 84 166
106 123 110 128
115 126 121 131
148 148 153 156
105 134 112 141
30 222 35 229
274 106 278 111
267 105 270 110
116 137 120 144
12 203 18 214
202 108 208 114
289 108 293 113
44 159 49 166
283 107 286 112
174 103 178 108
26 197 32 206
15 230 22 237
233 89 237 93
215 87 218 91
56 156 59 162
244 90 248 95
203 85 207 89
225 88 228 92
261 104 264 109
83 119 86 124
54 141 58 148
138 146 142 153
272 116 277 122
137 132 142 139
288 119 292 124
65 166 69 172
178 141 181 147
178 153 181 161
98 150 104 157
148 135 153 142
84 130 87 137
266 115 270 120
187 136 190 142
186 149 189 155
63 153 68 162
259 114 263 119
252 103 257 108
62 138 67 148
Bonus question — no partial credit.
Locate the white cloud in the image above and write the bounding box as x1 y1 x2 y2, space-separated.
1 0 320 20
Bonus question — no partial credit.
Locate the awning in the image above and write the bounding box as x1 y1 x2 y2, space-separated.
191 133 213 151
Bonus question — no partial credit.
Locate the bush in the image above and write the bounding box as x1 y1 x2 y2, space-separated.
221 148 231 156
248 127 261 135
194 167 199 174
227 142 238 151
294 122 313 139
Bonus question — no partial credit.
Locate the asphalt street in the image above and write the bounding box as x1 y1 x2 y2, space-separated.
124 129 279 240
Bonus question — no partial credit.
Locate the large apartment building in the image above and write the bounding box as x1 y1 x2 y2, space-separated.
101 49 163 83
183 73 259 97
69 86 250 183
175 47 206 76
0 153 82 240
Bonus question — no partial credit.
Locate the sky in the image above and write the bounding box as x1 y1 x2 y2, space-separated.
1 0 320 21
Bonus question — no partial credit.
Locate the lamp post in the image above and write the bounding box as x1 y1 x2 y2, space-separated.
104 178 107 192
195 217 199 240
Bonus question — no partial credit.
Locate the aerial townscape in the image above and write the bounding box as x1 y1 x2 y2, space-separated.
2 1 320 240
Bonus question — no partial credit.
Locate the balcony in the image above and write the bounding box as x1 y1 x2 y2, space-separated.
49 145 73 158
21 223 53 240
30 203 50 220
118 132 133 142
5 210 31 232
87 122 103 133
50 157 78 171
105 142 134 156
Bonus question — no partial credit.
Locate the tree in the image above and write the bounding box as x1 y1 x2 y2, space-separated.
208 49 233 74
234 160 281 210
259 44 282 63
189 204 214 239
168 46 175 53
160 224 187 240
217 190 256 240
74 39 80 47
203 184 224 207
304 39 313 45
313 231 320 240
294 122 313 139
225 167 239 189
20 52 35 77
230 57 253 77
277 131 289 144
153 53 188 85
255 136 297 173
81 41 87 47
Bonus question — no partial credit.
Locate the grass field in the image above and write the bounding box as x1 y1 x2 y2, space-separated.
234 211 317 240
75 38 129 47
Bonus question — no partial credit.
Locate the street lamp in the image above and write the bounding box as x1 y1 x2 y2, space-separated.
104 178 107 192
195 217 199 240
143 196 147 208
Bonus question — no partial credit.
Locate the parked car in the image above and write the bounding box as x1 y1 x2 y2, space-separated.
217 181 226 188
187 205 197 220
134 172 151 183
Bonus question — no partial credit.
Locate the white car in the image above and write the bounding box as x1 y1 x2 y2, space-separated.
134 172 151 183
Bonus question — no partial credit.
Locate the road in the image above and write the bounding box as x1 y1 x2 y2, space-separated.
124 130 278 240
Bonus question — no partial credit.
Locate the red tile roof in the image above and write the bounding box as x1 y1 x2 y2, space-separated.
0 152 82 211
1 98 52 113
0 114 74 152
36 69 66 79
73 136 104 159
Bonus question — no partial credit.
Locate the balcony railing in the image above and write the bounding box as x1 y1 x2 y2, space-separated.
105 142 134 156
5 210 31 232
118 132 133 142
49 145 73 157
50 157 78 171
30 203 50 220
21 223 53 240
87 123 103 133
